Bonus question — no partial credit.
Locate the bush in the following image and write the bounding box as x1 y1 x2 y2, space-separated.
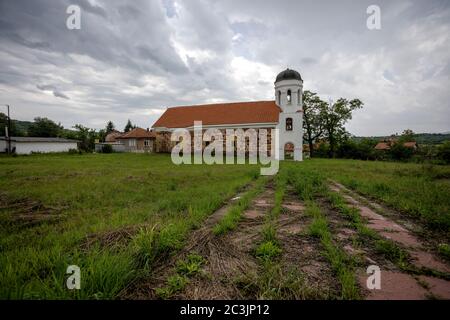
437 141 450 164
68 148 82 155
388 143 414 161
336 139 377 160
101 144 113 153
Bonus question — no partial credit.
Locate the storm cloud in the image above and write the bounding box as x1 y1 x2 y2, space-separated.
0 0 449 135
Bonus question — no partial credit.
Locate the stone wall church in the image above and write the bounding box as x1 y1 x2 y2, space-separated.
152 68 304 161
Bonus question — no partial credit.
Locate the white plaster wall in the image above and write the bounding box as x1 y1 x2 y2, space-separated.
0 140 7 152
275 78 303 161
15 142 78 154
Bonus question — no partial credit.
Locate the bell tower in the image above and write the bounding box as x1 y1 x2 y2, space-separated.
274 68 303 161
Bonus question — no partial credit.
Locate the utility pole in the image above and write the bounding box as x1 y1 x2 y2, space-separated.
5 104 11 154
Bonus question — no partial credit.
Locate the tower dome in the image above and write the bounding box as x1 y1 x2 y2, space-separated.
275 68 302 82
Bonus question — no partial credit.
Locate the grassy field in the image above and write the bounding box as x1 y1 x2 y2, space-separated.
1 153 449 299
290 159 450 232
0 153 259 299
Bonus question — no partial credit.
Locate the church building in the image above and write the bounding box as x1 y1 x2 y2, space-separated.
151 68 304 161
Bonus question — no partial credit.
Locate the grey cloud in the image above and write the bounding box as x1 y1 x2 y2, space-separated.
36 85 70 100
73 0 107 18
0 0 449 135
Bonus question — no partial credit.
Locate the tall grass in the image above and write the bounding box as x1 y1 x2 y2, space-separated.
287 167 360 300
288 159 450 231
0 153 260 299
213 177 267 235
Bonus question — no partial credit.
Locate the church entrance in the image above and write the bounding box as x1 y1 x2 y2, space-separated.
284 142 294 160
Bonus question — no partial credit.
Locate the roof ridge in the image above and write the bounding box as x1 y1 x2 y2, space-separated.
166 100 275 110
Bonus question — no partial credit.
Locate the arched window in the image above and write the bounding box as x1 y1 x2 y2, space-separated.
277 91 281 105
287 90 292 104
297 90 301 105
286 118 293 131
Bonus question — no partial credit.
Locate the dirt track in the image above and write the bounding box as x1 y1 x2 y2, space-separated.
124 179 450 300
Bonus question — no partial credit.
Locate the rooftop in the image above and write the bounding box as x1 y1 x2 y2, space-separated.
275 68 303 82
117 127 156 139
152 100 282 129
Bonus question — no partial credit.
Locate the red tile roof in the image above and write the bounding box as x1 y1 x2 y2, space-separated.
375 142 390 150
118 127 155 139
105 131 124 142
374 141 417 150
403 141 417 148
152 101 282 129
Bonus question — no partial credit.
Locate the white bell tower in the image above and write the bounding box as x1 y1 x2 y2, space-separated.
274 68 303 161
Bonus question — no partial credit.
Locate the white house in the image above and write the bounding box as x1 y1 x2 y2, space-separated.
151 68 304 160
0 137 79 154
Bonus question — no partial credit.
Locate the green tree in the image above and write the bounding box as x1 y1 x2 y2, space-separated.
28 117 63 137
399 129 415 143
389 142 414 161
320 98 363 158
106 121 115 134
302 91 325 157
98 129 107 142
0 112 20 136
73 124 97 152
124 119 134 133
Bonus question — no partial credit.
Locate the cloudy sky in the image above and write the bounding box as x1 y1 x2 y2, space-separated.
0 0 449 136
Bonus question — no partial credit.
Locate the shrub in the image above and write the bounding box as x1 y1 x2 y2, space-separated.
68 148 81 155
437 141 450 164
388 143 414 161
101 144 113 153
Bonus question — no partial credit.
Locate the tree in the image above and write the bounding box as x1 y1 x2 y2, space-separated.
302 91 325 157
72 124 97 152
98 129 107 143
105 121 115 134
0 112 20 136
320 98 363 158
28 117 63 137
389 142 414 161
124 119 134 133
399 129 415 143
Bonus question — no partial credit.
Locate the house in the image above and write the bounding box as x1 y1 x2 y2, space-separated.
105 130 123 142
151 68 304 160
0 136 78 154
374 139 417 151
114 127 156 152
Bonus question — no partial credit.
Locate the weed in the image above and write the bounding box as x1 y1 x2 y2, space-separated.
155 274 189 299
437 243 450 261
255 241 282 261
176 253 205 276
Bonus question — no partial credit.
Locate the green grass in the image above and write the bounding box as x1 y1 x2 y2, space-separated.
155 274 190 299
2 153 449 299
213 177 267 235
305 201 360 300
286 167 359 300
0 153 259 299
176 253 205 276
286 159 450 232
255 241 282 261
155 252 205 299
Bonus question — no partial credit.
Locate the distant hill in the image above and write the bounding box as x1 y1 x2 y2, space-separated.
352 133 450 145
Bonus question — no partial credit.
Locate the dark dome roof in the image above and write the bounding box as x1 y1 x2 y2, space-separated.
275 68 302 82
